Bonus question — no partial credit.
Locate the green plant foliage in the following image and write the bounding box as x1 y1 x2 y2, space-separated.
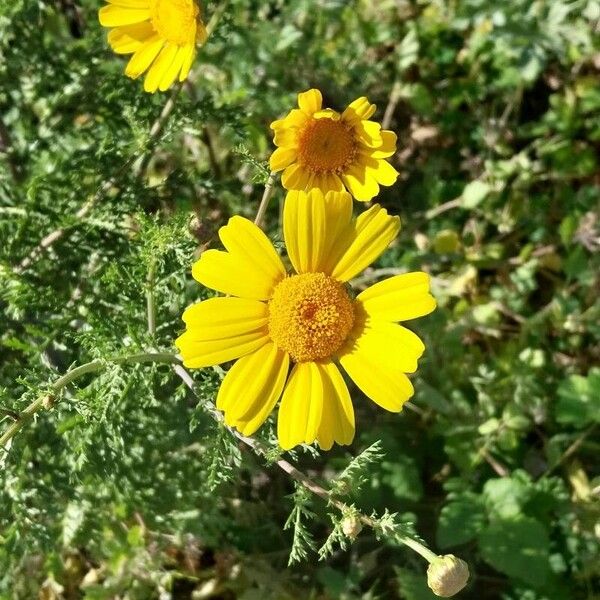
1 0 599 598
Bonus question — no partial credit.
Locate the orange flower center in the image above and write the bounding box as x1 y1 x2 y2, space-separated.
268 273 355 362
297 117 357 174
150 0 198 46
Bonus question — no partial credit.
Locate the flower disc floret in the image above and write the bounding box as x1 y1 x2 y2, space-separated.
297 117 357 174
268 273 355 362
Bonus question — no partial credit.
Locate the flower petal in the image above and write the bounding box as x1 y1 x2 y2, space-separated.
298 89 323 115
144 43 178 93
330 204 401 282
346 318 425 373
281 163 310 190
124 35 164 79
316 362 355 450
277 362 324 450
178 43 196 82
107 21 154 54
176 327 269 369
365 157 399 186
369 130 397 159
340 163 380 202
99 4 150 26
192 217 285 300
158 44 189 91
342 96 376 123
354 120 383 148
217 343 289 436
273 128 298 148
357 272 437 321
339 344 414 412
270 146 297 172
271 109 309 131
181 297 269 335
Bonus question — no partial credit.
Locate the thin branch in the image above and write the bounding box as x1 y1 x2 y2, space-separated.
14 88 181 275
382 80 402 130
425 197 461 220
254 172 276 228
146 260 157 337
0 352 179 448
172 363 438 564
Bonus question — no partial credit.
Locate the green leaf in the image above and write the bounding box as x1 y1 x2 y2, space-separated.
395 568 439 600
555 369 600 427
462 181 490 209
479 517 551 587
437 494 485 549
482 477 530 518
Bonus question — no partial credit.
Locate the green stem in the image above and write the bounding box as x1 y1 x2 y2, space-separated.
146 261 157 337
0 352 178 448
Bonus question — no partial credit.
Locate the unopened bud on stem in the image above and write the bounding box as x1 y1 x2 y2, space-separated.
341 515 362 539
427 554 469 597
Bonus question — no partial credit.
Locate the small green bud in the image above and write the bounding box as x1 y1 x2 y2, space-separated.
427 554 469 597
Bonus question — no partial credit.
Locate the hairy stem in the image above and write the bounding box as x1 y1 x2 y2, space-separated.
172 363 439 564
0 353 178 448
254 172 276 228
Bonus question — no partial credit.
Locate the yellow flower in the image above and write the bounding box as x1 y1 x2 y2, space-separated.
269 89 399 202
98 0 207 93
176 191 436 450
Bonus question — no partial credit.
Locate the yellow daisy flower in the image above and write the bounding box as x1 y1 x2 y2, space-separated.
176 191 436 450
98 0 207 93
269 89 399 202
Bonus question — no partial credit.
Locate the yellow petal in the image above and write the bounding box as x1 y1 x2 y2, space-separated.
297 89 322 115
339 345 414 412
273 128 299 148
219 215 286 280
106 0 149 7
192 250 279 301
342 96 376 123
178 43 195 82
107 21 154 54
124 35 164 79
316 362 355 450
330 204 400 282
283 189 353 275
176 328 268 369
357 272 437 321
181 297 268 335
281 163 310 190
144 43 178 93
346 319 425 373
277 362 324 450
369 130 397 159
354 120 383 148
158 44 188 91
99 4 150 27
340 163 380 202
365 157 399 187
217 343 289 436
270 147 297 172
271 109 309 131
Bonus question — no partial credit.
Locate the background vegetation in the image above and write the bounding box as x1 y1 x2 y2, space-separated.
1 0 599 598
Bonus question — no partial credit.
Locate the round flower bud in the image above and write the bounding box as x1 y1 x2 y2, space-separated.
427 554 469 597
341 515 362 540
42 394 55 410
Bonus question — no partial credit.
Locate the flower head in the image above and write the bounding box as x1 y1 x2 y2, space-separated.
427 555 470 597
269 90 399 202
99 0 207 93
176 190 435 450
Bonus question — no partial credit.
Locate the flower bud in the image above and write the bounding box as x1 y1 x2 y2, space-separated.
427 554 469 597
42 394 55 410
341 515 362 540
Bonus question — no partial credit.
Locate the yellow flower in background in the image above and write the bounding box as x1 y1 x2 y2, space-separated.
176 190 436 450
98 0 207 93
269 89 399 202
